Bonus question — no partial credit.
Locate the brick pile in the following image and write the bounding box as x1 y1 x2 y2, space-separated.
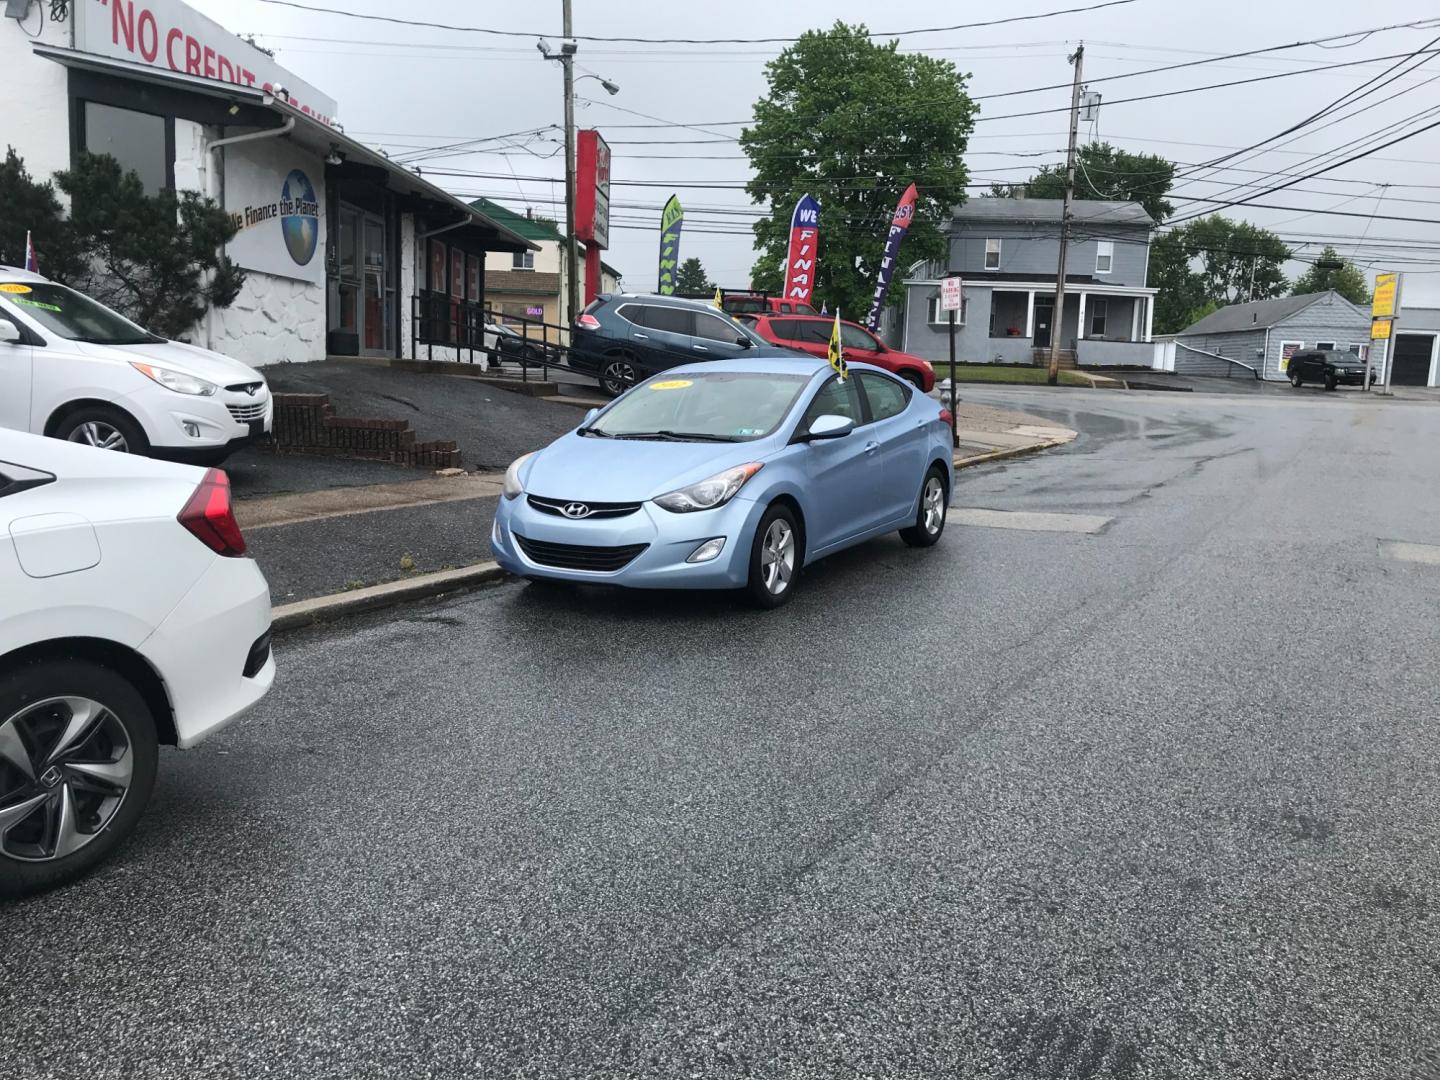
268 393 462 468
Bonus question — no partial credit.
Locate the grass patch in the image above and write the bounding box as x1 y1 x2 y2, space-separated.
940 365 1091 386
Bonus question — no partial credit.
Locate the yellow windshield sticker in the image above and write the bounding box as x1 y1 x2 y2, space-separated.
649 379 693 390
0 283 33 294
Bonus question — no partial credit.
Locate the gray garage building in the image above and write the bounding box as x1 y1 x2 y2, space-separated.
1173 291 1372 382
1389 306 1440 387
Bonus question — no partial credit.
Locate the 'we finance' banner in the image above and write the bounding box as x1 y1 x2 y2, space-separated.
783 195 821 305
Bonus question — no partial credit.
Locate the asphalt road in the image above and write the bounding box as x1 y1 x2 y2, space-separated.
5 387 1440 1079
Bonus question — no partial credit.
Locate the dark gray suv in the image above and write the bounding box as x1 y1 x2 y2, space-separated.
569 294 784 396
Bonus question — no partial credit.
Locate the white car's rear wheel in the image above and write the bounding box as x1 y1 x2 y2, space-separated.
0 659 158 898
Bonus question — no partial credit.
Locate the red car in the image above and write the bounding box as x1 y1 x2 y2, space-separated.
720 293 817 317
746 314 935 392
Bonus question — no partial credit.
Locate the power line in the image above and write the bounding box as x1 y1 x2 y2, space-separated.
250 0 1138 44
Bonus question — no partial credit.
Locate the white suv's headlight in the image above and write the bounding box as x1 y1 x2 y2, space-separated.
503 452 535 500
130 362 218 397
654 463 762 513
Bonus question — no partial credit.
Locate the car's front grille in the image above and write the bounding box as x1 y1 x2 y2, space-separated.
226 381 266 394
514 534 648 572
527 495 642 519
227 401 268 422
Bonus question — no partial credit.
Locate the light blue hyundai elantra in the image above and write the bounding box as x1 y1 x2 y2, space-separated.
491 356 953 607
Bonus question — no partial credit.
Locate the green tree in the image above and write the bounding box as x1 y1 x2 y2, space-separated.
990 142 1176 223
1290 245 1371 305
674 256 713 295
1150 215 1290 332
741 22 976 319
0 147 86 282
55 153 244 339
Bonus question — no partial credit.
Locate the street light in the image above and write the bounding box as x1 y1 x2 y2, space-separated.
538 4 618 334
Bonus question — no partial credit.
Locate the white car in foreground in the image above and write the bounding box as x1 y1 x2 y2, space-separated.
0 430 274 897
0 266 272 464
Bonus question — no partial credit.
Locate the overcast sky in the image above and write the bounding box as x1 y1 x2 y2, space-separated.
198 0 1440 304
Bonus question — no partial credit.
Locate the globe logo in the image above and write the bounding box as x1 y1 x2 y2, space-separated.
280 169 319 266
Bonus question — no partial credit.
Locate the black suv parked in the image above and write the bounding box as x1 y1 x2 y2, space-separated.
569 294 783 396
1288 349 1372 390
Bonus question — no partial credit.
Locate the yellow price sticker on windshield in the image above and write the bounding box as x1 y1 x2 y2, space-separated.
649 379 693 390
0 283 33 294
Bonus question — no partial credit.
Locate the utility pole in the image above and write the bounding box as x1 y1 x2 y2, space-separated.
1048 43 1084 386
561 0 580 334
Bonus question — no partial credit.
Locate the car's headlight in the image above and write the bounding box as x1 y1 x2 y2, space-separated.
130 362 217 397
653 463 762 513
503 452 535 500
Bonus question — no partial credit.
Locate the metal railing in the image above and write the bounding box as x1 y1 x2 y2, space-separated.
406 292 581 386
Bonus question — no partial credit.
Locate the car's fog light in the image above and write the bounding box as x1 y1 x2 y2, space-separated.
687 537 726 563
182 421 202 438
492 517 506 544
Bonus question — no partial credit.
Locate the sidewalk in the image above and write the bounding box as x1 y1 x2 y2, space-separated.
242 399 1076 610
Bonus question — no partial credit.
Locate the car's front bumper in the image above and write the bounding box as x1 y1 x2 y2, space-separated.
138 554 275 748
124 387 273 453
490 493 768 589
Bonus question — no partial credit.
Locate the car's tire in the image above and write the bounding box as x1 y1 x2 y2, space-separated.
0 658 159 899
1325 374 1338 391
53 405 150 456
1290 372 1303 388
600 355 639 397
899 369 925 391
744 503 802 609
900 466 948 548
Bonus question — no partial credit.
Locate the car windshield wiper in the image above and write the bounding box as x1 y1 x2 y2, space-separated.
579 426 615 438
610 430 741 442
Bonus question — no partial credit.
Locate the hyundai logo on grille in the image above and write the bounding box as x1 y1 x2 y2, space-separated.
561 503 593 519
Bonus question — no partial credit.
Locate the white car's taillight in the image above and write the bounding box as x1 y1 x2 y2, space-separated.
177 468 247 556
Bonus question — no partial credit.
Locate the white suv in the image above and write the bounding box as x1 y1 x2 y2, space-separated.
0 266 272 464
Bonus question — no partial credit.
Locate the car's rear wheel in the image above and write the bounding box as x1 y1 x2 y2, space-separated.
1290 372 1303 388
900 467 948 548
600 355 638 397
745 503 801 609
0 659 159 899
55 406 150 456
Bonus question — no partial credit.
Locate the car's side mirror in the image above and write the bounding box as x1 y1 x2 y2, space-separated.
583 407 599 425
0 321 21 345
804 414 855 441
735 335 752 348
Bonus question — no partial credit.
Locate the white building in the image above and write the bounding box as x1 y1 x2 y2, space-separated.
1 0 536 367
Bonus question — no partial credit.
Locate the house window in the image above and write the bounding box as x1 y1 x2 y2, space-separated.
984 239 1001 270
1315 341 1336 351
82 101 170 194
926 294 967 325
1095 241 1114 274
1089 297 1108 337
512 250 535 271
1349 343 1369 360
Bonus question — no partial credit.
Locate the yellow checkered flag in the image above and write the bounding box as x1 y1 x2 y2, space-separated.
827 310 847 379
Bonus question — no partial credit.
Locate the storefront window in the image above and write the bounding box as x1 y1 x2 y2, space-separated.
82 102 169 194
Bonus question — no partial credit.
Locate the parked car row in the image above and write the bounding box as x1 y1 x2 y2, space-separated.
566 293 935 397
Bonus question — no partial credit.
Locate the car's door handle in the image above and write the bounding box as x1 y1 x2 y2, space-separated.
692 344 709 351
632 333 649 340
864 441 880 455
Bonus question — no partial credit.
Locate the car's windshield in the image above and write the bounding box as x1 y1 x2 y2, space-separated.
0 282 162 345
586 371 810 441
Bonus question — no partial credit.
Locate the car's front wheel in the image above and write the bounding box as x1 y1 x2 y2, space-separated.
600 355 638 397
0 658 159 899
745 503 801 609
899 369 925 390
900 466 948 548
54 405 150 456
1325 373 1338 391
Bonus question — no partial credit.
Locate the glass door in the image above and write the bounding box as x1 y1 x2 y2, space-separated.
362 216 388 353
335 205 361 343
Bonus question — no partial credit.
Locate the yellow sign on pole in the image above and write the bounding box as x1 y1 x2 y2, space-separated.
1371 317 1392 340
1372 273 1398 319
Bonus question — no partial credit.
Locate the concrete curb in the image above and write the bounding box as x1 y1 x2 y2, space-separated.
271 562 509 634
954 437 1074 470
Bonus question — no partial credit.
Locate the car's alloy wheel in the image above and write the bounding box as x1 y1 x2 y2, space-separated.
0 696 134 863
760 518 795 596
921 475 945 535
601 359 637 397
68 421 130 452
